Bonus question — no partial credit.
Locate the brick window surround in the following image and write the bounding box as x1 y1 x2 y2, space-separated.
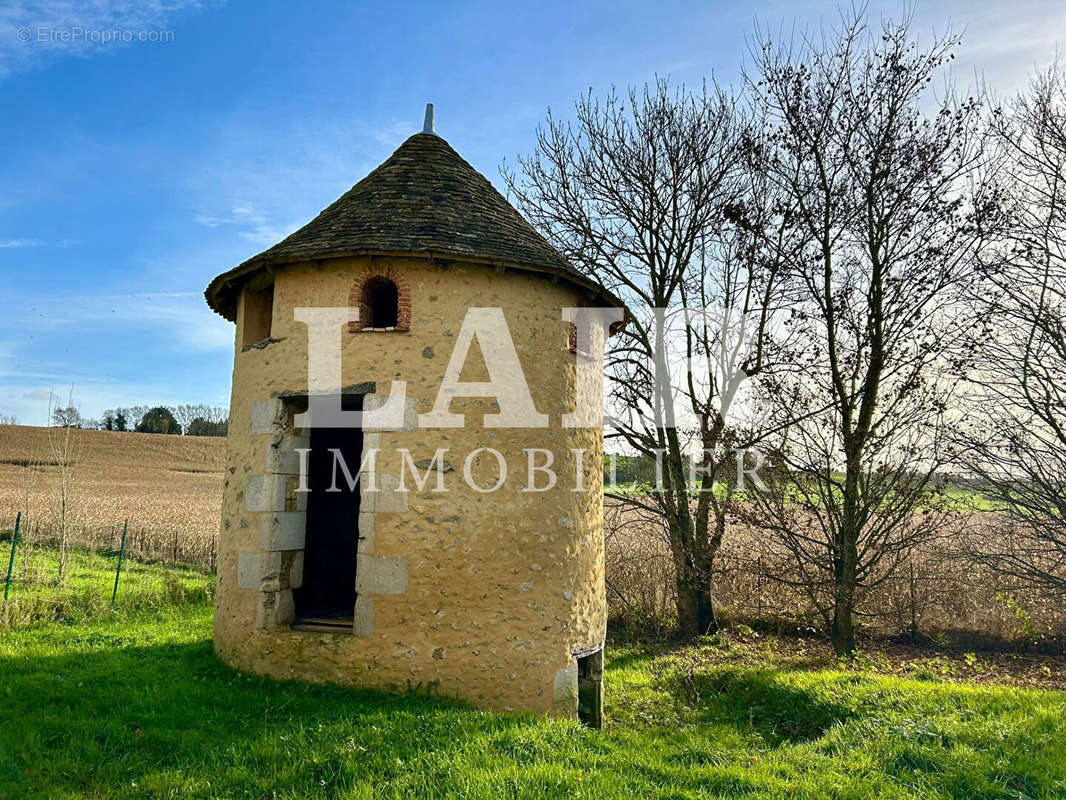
348 266 411 332
567 298 585 354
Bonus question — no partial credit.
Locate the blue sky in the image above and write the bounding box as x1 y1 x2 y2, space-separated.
0 0 1062 424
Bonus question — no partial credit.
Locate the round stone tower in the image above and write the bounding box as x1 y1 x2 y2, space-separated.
205 111 622 723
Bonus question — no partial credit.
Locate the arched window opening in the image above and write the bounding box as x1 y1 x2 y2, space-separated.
362 276 399 329
348 269 410 333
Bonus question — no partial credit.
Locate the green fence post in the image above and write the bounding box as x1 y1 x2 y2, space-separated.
111 519 129 606
3 512 21 605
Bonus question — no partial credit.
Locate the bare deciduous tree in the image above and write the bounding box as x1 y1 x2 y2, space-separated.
51 405 82 428
18 422 46 571
962 63 1066 594
47 389 82 584
741 12 997 655
178 404 230 436
123 406 149 430
507 80 787 637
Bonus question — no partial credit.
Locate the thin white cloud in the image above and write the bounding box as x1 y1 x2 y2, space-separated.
22 388 51 403
0 287 233 421
928 1 1066 96
373 118 415 146
0 0 210 77
194 203 302 247
2 289 232 353
183 111 417 266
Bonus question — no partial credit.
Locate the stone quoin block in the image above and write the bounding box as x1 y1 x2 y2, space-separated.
287 551 304 589
362 393 419 432
357 444 379 510
238 550 302 594
259 512 307 551
357 511 375 554
236 551 257 590
244 474 287 512
355 556 409 595
370 473 409 513
265 435 310 475
237 551 282 591
250 399 286 435
256 589 295 629
553 664 579 703
353 595 374 637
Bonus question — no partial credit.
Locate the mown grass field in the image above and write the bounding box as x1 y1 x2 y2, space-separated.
1 549 1064 799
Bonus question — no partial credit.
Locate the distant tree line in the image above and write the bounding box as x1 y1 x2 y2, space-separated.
51 404 229 437
603 453 702 487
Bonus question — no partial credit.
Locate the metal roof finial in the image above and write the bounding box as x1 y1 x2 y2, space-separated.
422 103 435 134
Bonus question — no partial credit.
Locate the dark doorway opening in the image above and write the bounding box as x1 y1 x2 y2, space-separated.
292 395 363 632
577 648 604 729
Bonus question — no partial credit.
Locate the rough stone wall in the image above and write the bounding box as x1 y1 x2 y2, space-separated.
213 255 606 717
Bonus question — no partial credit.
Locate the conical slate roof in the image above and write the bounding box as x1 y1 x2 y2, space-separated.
205 132 620 320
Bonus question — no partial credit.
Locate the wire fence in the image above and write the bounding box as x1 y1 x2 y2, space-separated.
0 512 216 574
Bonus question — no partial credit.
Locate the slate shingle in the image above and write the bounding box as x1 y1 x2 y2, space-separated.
205 132 619 319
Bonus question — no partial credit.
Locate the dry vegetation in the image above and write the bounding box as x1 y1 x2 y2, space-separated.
0 425 224 569
605 502 1066 652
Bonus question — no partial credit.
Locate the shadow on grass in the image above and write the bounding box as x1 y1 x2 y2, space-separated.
668 667 852 746
604 642 673 672
0 635 551 799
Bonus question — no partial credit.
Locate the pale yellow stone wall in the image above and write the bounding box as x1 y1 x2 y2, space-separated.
213 255 606 717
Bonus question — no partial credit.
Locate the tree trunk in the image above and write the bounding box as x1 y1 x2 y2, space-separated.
830 592 855 656
697 583 718 635
676 576 702 639
831 520 859 656
58 534 68 584
675 552 719 638
697 512 727 636
675 496 724 639
58 501 68 585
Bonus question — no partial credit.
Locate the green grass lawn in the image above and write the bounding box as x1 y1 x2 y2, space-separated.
0 544 211 629
1 554 1064 798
